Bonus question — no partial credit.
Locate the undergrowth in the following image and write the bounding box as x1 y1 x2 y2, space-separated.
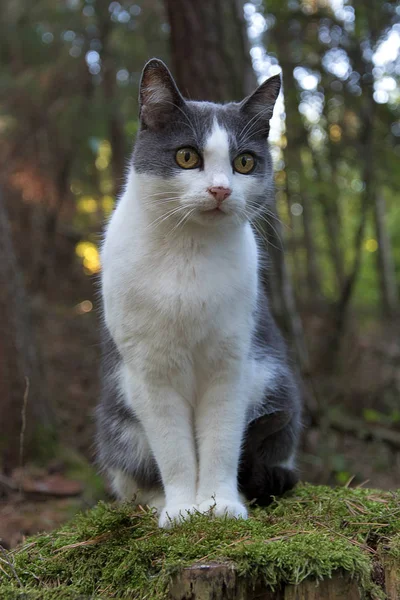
0 483 399 599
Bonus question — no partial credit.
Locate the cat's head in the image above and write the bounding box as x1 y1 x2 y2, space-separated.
132 59 280 228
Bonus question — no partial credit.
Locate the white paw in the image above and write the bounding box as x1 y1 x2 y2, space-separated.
198 498 248 520
158 503 198 528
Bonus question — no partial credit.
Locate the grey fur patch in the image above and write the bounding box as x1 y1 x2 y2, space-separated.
95 327 161 490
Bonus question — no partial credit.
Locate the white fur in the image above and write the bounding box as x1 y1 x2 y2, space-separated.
102 121 275 527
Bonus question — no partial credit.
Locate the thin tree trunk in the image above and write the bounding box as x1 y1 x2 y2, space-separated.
311 155 345 292
301 192 321 299
271 23 321 302
165 0 255 101
0 187 55 471
97 2 126 198
373 192 399 317
330 84 375 358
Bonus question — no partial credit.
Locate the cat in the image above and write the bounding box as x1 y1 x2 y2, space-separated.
96 58 301 529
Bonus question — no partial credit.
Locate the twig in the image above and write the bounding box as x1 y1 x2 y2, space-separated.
54 524 151 554
0 563 11 578
0 545 22 587
54 532 113 553
356 479 370 489
345 500 368 515
12 541 36 555
314 521 376 555
197 535 252 562
18 377 29 494
346 522 389 527
262 531 312 544
344 475 356 488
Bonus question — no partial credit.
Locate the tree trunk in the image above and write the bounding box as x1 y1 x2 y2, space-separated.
373 192 399 317
165 0 255 101
301 192 321 300
271 21 321 303
97 1 126 198
0 187 55 472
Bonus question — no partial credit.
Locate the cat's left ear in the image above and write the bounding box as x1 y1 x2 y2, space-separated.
240 74 281 124
139 59 185 130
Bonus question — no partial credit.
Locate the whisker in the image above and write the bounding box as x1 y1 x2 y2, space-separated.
163 100 198 140
171 207 196 234
245 200 290 231
146 206 186 231
253 214 285 251
251 219 283 254
145 197 182 207
238 106 272 144
140 192 181 200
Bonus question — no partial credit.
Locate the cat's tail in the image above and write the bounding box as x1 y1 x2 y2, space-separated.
239 464 298 507
238 409 300 506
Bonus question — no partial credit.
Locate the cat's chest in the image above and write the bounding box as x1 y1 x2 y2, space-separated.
137 248 243 318
103 223 258 350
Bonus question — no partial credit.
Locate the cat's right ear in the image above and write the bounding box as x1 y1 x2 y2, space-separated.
139 59 185 130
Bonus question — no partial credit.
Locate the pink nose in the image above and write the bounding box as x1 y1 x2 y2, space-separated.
207 186 231 204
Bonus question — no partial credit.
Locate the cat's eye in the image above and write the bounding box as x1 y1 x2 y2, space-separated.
176 148 201 169
233 153 255 174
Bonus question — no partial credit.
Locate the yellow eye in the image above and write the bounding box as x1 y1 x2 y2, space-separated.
176 148 201 169
234 153 255 174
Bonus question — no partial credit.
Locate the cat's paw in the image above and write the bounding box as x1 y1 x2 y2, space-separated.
198 498 248 520
158 503 198 528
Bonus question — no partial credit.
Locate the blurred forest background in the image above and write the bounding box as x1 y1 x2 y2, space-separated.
1 0 400 549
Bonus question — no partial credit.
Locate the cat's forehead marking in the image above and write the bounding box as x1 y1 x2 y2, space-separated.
204 119 230 161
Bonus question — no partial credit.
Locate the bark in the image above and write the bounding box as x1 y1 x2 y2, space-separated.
373 192 399 317
301 192 321 298
272 17 322 302
97 1 126 198
332 39 376 348
170 564 363 599
165 0 256 101
0 187 54 471
312 155 345 292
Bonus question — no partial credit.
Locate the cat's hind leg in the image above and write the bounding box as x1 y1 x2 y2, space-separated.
96 389 165 512
110 469 165 512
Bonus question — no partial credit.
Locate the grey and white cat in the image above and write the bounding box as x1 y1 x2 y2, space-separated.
96 59 301 528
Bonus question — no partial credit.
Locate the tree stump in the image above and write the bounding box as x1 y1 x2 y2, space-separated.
170 564 362 599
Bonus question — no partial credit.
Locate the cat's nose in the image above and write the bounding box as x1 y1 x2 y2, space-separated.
207 186 232 204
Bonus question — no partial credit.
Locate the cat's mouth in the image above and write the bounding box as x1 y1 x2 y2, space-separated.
200 206 227 217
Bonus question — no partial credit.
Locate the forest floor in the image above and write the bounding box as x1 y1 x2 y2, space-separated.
1 270 400 550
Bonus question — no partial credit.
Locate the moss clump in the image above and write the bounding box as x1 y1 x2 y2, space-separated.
0 483 399 599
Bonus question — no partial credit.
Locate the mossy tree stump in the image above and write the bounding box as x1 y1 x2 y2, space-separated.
170 564 364 599
0 484 399 599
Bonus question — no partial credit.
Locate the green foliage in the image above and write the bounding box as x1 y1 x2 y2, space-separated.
0 484 399 599
263 0 400 311
1 0 399 312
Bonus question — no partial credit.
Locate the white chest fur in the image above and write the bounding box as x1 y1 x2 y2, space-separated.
101 171 259 384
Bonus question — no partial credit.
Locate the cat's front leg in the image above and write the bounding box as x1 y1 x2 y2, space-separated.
195 372 248 520
124 367 197 528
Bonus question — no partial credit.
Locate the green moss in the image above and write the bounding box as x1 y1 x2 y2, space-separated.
1 484 399 599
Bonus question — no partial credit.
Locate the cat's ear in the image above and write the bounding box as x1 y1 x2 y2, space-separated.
240 74 281 124
139 59 185 130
